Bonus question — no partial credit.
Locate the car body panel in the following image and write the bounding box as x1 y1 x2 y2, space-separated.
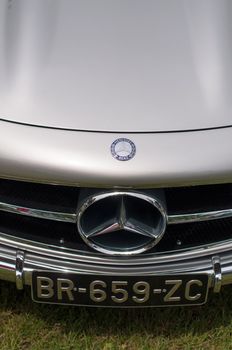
0 120 231 187
1 0 232 307
0 0 232 132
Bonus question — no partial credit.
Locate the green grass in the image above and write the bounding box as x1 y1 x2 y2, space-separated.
1 281 232 349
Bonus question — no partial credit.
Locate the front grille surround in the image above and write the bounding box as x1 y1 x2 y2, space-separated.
0 179 232 256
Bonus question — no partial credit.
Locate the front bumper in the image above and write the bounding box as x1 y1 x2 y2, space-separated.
1 233 232 295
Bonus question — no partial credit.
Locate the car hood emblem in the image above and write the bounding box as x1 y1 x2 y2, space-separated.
111 138 136 161
77 191 167 256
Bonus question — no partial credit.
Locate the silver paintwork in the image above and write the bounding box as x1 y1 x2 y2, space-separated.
0 120 232 187
0 0 232 132
77 191 167 255
0 0 232 302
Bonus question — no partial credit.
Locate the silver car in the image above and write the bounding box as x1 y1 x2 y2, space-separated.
0 0 231 307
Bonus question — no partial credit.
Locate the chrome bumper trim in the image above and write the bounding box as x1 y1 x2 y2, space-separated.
0 236 232 293
1 232 232 265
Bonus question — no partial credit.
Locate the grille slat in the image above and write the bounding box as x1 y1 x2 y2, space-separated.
1 201 232 224
168 208 232 224
0 201 77 223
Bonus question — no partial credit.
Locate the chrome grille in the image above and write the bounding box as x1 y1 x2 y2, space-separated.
0 179 232 253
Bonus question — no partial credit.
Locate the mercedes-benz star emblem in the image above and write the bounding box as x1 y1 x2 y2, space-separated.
111 138 136 161
77 191 167 256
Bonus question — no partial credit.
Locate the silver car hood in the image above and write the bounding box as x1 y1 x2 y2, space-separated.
0 0 231 132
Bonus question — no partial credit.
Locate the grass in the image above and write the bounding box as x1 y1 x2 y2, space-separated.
1 281 232 349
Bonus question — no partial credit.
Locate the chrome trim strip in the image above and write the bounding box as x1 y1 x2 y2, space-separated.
168 209 232 224
0 202 77 223
1 200 232 226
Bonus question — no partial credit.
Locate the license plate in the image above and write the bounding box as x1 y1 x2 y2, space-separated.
31 272 209 307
